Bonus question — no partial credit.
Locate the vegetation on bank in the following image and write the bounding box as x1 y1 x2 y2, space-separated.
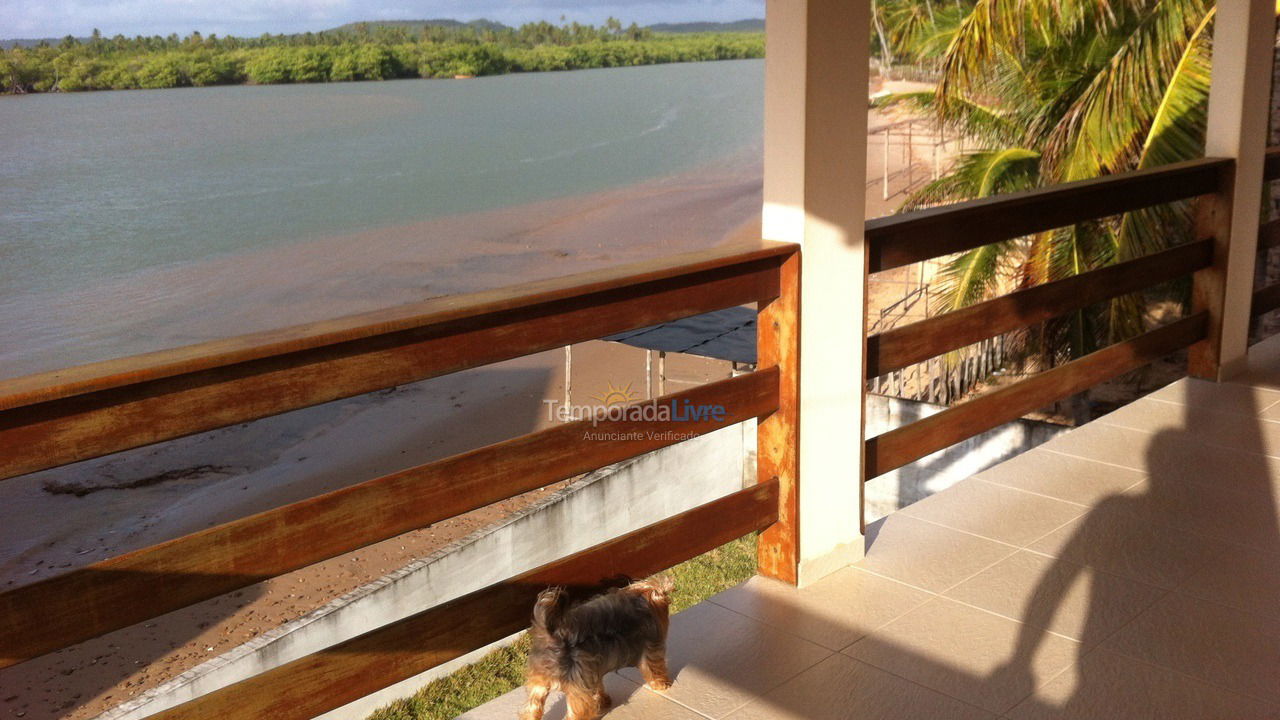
0 22 764 94
365 534 757 720
873 0 1244 367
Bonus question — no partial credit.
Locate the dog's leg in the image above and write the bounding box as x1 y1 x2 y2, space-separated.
639 642 673 691
565 686 601 720
518 681 551 720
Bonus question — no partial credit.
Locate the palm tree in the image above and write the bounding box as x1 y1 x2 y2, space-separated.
881 0 1229 364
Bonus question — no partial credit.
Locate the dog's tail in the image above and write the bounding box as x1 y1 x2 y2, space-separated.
632 574 674 612
531 586 571 636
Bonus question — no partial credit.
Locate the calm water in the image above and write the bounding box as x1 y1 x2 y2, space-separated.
0 60 763 321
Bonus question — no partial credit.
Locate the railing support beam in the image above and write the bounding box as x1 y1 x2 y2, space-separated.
1190 0 1274 379
761 0 871 585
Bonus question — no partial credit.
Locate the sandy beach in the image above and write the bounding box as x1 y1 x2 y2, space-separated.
0 92 952 719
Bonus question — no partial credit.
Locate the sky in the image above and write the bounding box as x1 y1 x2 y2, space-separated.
0 0 765 40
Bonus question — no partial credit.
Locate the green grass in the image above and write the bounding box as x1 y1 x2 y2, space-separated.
367 534 758 720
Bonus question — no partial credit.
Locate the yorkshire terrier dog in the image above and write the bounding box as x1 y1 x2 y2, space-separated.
519 576 674 720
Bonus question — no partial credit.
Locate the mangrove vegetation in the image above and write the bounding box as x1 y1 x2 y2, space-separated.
0 21 765 94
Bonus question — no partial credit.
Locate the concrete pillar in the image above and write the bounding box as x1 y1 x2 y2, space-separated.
1191 0 1274 379
763 0 871 585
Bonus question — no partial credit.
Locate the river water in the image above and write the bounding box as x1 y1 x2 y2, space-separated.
0 60 764 377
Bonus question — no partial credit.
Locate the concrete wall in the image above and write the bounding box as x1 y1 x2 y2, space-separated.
95 422 754 720
864 393 1068 520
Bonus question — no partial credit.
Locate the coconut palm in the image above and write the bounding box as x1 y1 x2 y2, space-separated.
881 0 1228 364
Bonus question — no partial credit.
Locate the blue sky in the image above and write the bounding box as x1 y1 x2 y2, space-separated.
1 0 765 40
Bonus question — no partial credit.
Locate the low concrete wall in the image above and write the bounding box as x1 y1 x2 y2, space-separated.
864 393 1068 520
96 422 754 720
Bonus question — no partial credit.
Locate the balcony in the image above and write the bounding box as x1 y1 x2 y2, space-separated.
3 2 1279 719
467 341 1280 719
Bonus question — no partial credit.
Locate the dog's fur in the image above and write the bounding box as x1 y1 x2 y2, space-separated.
519 576 673 720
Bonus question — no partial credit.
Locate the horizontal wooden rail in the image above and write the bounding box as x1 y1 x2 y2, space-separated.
866 157 1230 272
1253 283 1280 317
865 313 1208 478
148 481 779 720
0 369 777 668
866 240 1213 378
0 241 796 482
1260 219 1280 252
1265 146 1280 181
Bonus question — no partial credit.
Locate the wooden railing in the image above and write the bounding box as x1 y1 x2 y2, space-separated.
863 157 1230 480
0 241 800 719
1250 147 1280 322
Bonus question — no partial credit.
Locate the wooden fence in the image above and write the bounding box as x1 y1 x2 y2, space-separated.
863 156 1231 479
0 241 801 718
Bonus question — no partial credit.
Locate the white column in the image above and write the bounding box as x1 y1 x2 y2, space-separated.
1201 0 1274 379
763 0 871 585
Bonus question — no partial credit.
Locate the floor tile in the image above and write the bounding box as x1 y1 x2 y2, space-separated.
900 479 1085 547
844 597 1079 714
707 569 932 652
1094 398 1187 434
1119 472 1280 553
944 551 1163 645
1104 592 1280 702
455 673 699 720
976 449 1146 507
1098 400 1280 460
1035 423 1157 471
1006 647 1279 720
1176 547 1280 622
617 600 829 718
1236 333 1280 391
727 654 997 720
1027 496 1226 589
1146 377 1280 417
860 514 1018 593
1068 435 1280 506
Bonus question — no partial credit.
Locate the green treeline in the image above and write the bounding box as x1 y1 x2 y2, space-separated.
0 21 765 94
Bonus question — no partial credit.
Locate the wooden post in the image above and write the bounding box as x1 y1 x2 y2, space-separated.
1188 0 1273 380
757 251 801 583
762 0 871 585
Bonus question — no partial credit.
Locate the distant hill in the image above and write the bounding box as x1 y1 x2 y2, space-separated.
647 20 765 33
325 19 512 34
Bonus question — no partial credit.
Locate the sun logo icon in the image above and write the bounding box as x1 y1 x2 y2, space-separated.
593 381 640 406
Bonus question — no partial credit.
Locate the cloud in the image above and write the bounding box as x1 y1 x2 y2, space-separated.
0 0 764 40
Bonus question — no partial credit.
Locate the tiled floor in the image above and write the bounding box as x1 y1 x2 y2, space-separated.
465 339 1280 719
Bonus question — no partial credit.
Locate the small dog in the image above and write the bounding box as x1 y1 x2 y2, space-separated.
519 576 674 720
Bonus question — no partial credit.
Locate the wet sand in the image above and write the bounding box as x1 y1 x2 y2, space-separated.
0 155 762 379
